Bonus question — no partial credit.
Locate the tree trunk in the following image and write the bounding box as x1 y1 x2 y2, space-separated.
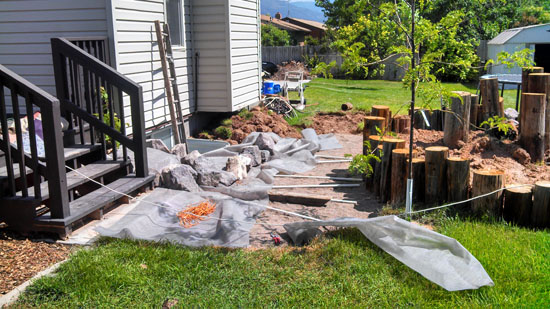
363 117 385 155
446 157 470 203
391 148 418 207
504 184 533 226
408 158 425 205
520 67 544 129
532 181 550 228
470 94 479 129
425 146 449 205
471 169 505 217
519 93 546 162
371 105 390 132
444 91 471 148
480 78 503 121
379 138 405 202
527 73 550 150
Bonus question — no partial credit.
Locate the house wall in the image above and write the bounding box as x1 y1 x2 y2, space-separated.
0 0 109 97
229 0 261 111
110 0 195 132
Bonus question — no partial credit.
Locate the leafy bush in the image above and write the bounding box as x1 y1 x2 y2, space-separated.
348 141 381 177
480 116 515 139
311 61 337 79
261 24 290 46
238 109 253 120
221 118 233 127
214 126 233 139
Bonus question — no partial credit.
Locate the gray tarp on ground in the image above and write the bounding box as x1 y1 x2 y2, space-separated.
283 216 495 291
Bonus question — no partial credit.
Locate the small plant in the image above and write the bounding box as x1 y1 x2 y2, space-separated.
311 61 337 79
198 131 213 139
214 126 233 139
356 121 365 133
94 87 121 148
480 116 514 136
221 118 233 127
238 109 253 120
348 141 381 177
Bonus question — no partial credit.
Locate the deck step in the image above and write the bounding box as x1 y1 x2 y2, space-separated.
63 144 101 161
21 160 129 200
36 174 154 226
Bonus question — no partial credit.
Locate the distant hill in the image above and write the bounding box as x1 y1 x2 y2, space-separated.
261 0 325 23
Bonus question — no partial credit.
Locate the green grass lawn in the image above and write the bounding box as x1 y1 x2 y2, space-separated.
17 218 549 307
288 78 519 127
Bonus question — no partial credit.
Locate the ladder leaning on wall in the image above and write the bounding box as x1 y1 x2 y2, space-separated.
154 20 187 146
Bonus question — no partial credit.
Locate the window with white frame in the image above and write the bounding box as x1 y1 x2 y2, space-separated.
166 0 183 46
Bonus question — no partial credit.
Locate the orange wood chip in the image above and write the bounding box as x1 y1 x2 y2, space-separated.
177 200 217 228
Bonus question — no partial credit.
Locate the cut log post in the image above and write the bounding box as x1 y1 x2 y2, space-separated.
520 67 544 128
480 78 503 121
527 73 550 150
365 141 382 191
425 146 449 205
341 102 353 111
444 91 471 148
391 149 418 207
469 94 479 129
392 116 401 133
413 108 428 129
363 117 385 154
471 169 505 217
408 158 425 205
379 138 405 202
372 144 384 194
504 184 533 226
519 93 546 162
371 105 390 132
399 115 411 134
446 157 470 203
532 181 550 228
430 110 444 131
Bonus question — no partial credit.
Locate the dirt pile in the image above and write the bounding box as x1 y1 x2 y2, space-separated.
399 129 550 185
228 107 301 143
272 61 310 81
303 111 367 135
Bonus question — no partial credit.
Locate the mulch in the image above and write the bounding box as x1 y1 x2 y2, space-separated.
0 230 71 295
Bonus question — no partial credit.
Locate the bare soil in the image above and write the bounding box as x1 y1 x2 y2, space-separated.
0 231 71 295
271 61 310 81
302 111 367 135
227 107 301 144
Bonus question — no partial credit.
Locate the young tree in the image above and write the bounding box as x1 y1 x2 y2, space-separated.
261 24 291 47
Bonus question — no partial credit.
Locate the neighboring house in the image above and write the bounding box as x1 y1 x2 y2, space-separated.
282 17 326 39
487 23 550 74
260 13 310 45
0 0 262 140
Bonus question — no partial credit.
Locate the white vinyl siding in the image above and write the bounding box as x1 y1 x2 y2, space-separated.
0 0 108 96
111 0 195 130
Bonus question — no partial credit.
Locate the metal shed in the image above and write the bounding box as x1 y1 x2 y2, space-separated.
487 23 550 74
0 0 262 137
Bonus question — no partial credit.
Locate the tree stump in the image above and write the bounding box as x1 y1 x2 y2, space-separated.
471 169 505 217
391 149 418 207
520 67 544 128
379 138 405 202
425 146 449 205
504 184 533 226
371 105 390 132
532 181 550 228
444 91 471 148
446 157 470 203
519 93 546 162
363 117 385 154
408 158 425 205
430 109 445 131
527 73 550 150
469 94 479 129
480 78 503 121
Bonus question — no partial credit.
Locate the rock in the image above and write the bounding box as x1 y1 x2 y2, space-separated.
181 150 201 166
504 108 519 120
254 133 276 155
225 156 248 180
196 168 237 187
146 139 170 153
232 129 246 143
171 143 187 162
160 164 200 192
513 148 531 165
260 150 270 163
241 145 261 167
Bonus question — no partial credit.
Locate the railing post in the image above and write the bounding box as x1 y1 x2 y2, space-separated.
130 87 148 177
51 38 75 146
41 97 70 219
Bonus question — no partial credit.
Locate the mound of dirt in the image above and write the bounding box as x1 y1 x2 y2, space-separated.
271 61 310 81
304 111 367 135
398 129 550 185
228 107 301 143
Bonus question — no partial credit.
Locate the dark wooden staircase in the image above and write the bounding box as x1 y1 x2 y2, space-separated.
0 38 154 237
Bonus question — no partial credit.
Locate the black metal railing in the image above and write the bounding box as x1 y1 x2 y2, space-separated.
67 37 111 66
51 38 148 177
0 64 69 218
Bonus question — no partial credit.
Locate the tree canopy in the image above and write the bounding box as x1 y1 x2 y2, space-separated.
261 24 291 46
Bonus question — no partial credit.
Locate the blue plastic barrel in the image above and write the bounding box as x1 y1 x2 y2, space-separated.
262 81 280 95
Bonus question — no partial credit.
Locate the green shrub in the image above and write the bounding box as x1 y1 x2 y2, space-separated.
214 126 233 139
221 118 233 127
356 121 364 133
238 109 253 120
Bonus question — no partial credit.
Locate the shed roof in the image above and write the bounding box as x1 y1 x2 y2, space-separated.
488 23 550 45
260 15 311 33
